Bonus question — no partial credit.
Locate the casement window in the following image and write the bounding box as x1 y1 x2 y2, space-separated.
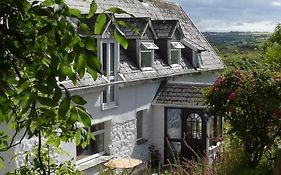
192 51 204 68
170 41 185 65
101 41 119 80
76 123 105 163
136 111 143 140
140 42 159 69
102 84 117 105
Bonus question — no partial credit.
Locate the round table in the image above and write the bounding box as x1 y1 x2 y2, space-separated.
104 158 142 174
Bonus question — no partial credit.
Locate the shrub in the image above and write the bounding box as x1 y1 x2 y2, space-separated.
205 69 281 168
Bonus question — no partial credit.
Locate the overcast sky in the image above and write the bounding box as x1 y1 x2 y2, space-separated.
171 0 281 32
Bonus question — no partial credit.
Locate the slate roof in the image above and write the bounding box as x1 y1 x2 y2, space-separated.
117 17 150 39
151 20 178 38
61 0 225 90
153 83 209 108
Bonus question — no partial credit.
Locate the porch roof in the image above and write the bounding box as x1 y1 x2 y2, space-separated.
153 83 209 108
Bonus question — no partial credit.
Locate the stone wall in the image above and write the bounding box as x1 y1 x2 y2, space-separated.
109 120 150 161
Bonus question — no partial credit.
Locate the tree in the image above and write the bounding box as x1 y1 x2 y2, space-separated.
0 0 129 174
205 69 281 168
263 23 281 70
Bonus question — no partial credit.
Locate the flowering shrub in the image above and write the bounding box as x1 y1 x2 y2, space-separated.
205 69 281 168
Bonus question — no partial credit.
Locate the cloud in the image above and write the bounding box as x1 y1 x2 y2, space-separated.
171 0 281 32
272 1 281 7
197 20 277 32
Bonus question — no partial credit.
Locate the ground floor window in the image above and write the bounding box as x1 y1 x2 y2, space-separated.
209 116 223 146
136 111 143 140
76 123 105 161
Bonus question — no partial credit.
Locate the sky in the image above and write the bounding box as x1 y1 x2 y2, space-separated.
171 0 281 32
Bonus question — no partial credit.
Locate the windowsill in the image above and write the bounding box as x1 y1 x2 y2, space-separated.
136 138 148 145
76 155 113 171
101 103 118 111
141 67 154 71
170 64 181 68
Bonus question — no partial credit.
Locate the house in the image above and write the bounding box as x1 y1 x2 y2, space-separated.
0 0 225 174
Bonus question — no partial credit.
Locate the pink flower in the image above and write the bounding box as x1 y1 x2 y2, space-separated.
215 76 224 86
228 92 236 101
273 109 281 119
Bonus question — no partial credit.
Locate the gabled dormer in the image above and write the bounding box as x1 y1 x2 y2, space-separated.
152 20 185 66
81 15 124 109
117 17 159 70
181 38 206 69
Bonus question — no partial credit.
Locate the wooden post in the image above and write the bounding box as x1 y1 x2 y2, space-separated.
274 147 281 175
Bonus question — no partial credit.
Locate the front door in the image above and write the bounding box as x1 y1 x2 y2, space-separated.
182 109 207 161
164 108 207 163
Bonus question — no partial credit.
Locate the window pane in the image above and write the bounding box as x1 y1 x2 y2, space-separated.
209 116 215 146
102 43 107 76
197 53 203 67
171 42 185 49
102 88 107 103
167 108 181 139
76 133 104 160
91 123 104 132
91 133 104 154
141 51 152 67
110 43 115 76
171 50 179 64
186 113 202 139
166 141 181 163
141 42 159 49
109 85 115 102
136 111 143 139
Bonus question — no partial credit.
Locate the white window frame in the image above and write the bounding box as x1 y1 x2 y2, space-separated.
101 84 118 110
192 51 204 69
76 123 106 165
98 39 119 110
100 39 119 81
169 41 185 66
140 41 159 70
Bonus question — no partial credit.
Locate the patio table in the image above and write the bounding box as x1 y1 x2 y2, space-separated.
104 158 142 174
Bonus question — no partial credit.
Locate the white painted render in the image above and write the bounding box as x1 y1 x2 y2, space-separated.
0 71 218 175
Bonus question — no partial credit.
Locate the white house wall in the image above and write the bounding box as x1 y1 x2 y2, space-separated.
60 80 160 170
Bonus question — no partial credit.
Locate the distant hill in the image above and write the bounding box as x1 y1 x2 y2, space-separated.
202 32 270 69
203 32 269 48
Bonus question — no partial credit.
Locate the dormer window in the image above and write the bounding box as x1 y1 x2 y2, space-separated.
140 42 159 69
170 41 185 65
99 39 119 110
101 40 119 80
192 51 204 69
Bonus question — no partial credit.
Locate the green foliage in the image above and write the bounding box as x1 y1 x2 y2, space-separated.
7 145 84 175
0 0 130 174
263 23 281 70
205 69 281 168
